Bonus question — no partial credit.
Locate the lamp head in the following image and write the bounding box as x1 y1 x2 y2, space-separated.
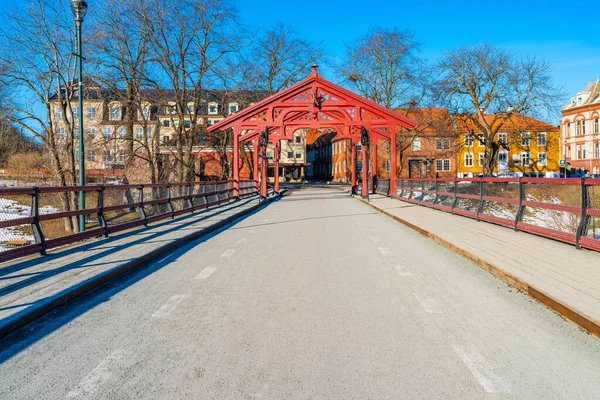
70 0 88 21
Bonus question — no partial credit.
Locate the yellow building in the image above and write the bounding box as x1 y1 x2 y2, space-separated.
455 114 560 177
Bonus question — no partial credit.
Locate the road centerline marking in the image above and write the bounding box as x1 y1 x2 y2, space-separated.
452 344 511 393
413 293 443 314
395 265 413 276
221 249 235 257
378 247 392 256
195 267 217 280
152 294 188 318
66 349 129 398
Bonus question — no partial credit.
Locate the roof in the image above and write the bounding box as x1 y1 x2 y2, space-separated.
453 113 558 133
395 108 455 135
207 65 418 134
563 79 600 110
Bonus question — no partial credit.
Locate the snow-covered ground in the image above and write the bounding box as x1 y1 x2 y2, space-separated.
0 198 59 251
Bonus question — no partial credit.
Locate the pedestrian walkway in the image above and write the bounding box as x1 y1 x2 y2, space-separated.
359 194 600 337
0 195 268 338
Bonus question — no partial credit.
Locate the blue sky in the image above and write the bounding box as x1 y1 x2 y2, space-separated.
237 0 600 98
1 0 598 98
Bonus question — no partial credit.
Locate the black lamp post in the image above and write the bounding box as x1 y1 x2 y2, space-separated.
70 0 88 232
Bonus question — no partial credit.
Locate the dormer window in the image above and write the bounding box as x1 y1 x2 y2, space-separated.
142 107 149 119
110 106 121 121
229 103 238 114
208 103 218 115
577 97 582 105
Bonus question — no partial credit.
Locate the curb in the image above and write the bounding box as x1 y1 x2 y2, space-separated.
356 196 600 339
0 194 281 339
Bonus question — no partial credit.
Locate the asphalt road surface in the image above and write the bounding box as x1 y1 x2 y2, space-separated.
1 186 600 399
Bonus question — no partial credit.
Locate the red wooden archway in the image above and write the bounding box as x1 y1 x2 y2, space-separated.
207 65 417 197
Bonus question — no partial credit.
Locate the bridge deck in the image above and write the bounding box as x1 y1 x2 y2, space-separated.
1 187 600 399
362 194 600 336
0 196 262 337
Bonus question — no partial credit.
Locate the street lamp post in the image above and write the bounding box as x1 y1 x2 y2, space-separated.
563 139 568 178
71 0 88 232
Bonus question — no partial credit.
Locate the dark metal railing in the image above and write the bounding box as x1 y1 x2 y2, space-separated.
0 180 258 264
391 177 600 252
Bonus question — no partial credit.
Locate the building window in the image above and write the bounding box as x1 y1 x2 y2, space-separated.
385 160 390 172
595 118 599 134
103 127 111 138
295 151 302 159
538 152 547 167
187 104 194 114
147 128 153 139
498 132 507 145
566 123 571 137
435 138 450 150
287 151 293 159
521 132 530 147
206 120 212 126
356 143 362 152
582 120 587 135
118 127 126 137
594 166 599 175
135 127 143 139
356 160 363 172
577 97 582 105
295 135 302 144
411 138 421 151
86 149 95 161
162 119 170 127
477 134 485 147
576 121 581 135
537 132 547 147
87 107 96 119
464 135 474 147
87 127 96 138
102 149 112 162
521 152 530 166
208 103 218 114
56 127 65 139
436 159 450 172
56 107 62 119
110 107 121 120
464 152 474 167
595 142 600 159
72 106 78 119
229 104 238 114
142 107 149 119
478 153 485 167
583 145 587 159
118 149 126 163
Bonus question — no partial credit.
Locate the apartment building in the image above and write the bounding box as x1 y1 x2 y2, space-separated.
49 78 265 174
267 129 308 182
561 79 600 175
455 114 560 177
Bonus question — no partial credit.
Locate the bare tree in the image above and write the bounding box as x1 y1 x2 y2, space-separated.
339 27 429 109
0 0 82 231
142 0 244 183
436 43 562 176
90 0 166 188
240 24 323 94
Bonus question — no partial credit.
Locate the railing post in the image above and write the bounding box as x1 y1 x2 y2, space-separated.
138 185 148 226
97 185 108 237
514 177 525 232
477 177 485 221
433 178 439 207
167 184 174 218
31 187 46 256
408 180 414 200
421 179 426 202
186 182 194 212
576 177 590 249
451 177 458 210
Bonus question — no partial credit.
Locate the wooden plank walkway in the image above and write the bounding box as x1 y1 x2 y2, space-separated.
0 196 265 337
359 194 600 337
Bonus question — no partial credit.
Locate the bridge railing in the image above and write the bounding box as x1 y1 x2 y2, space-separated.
375 179 390 196
393 177 600 252
0 180 258 264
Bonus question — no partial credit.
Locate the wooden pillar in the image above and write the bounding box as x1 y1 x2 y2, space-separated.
351 141 357 194
260 143 268 198
253 139 259 192
361 141 368 198
390 126 397 197
274 141 280 193
233 128 240 197
371 139 377 194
